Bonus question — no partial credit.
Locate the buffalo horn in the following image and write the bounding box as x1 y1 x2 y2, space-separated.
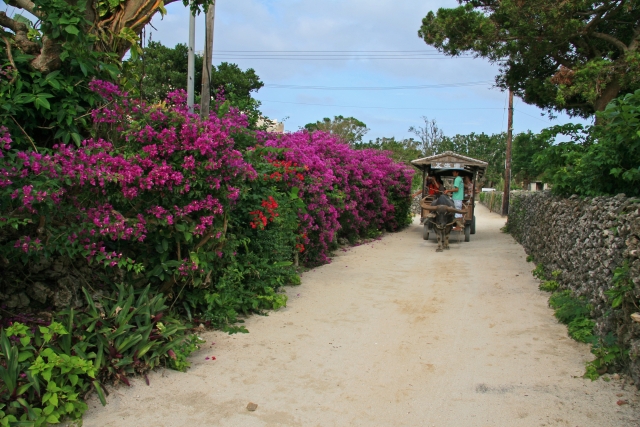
421 205 439 211
445 207 466 214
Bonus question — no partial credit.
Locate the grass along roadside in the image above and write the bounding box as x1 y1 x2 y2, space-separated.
528 258 632 382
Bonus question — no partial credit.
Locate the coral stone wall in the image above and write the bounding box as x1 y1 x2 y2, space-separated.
507 191 640 383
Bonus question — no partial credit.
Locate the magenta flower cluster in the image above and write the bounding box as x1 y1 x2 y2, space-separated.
0 81 255 272
0 80 412 282
260 131 413 264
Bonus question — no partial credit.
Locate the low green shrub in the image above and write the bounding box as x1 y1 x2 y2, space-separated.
539 280 559 292
0 285 203 425
584 333 626 380
567 317 595 343
548 290 590 324
1 322 100 426
532 264 546 280
605 262 634 309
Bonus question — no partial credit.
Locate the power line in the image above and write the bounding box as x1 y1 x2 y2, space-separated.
259 99 505 111
500 92 508 132
212 56 473 60
263 81 493 91
214 50 457 52
210 50 474 60
514 109 551 123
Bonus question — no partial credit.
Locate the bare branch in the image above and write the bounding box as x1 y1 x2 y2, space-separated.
1 36 17 84
629 26 640 52
550 53 574 69
583 1 624 31
592 32 628 53
0 11 39 54
576 1 620 18
30 36 61 72
10 116 38 153
6 0 43 18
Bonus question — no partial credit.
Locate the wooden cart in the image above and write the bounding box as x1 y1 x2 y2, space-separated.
411 151 488 242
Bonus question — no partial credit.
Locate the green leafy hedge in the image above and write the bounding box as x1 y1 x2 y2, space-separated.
534 90 640 197
1 285 202 426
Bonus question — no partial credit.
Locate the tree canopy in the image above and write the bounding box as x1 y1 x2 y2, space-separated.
439 132 507 187
122 42 264 114
0 0 187 75
418 1 640 118
511 131 552 186
304 115 369 145
532 90 640 197
408 116 447 157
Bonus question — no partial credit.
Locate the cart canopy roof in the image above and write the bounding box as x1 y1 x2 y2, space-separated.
411 151 488 178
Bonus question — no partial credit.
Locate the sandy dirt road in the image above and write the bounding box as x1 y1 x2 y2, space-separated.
83 204 639 427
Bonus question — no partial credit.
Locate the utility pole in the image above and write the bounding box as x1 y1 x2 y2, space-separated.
200 1 216 118
187 11 196 112
501 89 514 217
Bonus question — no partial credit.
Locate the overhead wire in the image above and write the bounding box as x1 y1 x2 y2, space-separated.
263 81 493 90
210 49 475 60
259 99 505 111
514 109 551 123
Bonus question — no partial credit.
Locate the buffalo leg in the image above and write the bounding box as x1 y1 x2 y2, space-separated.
444 226 452 250
436 229 444 252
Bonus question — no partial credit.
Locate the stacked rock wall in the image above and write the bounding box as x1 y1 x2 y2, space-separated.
507 191 640 383
411 194 422 216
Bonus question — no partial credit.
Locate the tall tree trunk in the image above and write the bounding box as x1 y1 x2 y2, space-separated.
92 0 175 58
200 3 215 118
594 80 622 124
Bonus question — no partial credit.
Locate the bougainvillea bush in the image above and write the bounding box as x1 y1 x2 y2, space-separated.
0 81 255 291
1 81 412 313
261 131 414 265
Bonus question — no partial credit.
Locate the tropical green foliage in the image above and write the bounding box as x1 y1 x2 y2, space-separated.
605 262 634 309
0 285 202 425
122 42 265 126
405 116 508 187
418 0 640 117
511 131 552 185
437 132 506 186
549 290 591 326
539 280 559 292
534 90 640 197
0 0 119 149
304 115 369 145
585 333 626 380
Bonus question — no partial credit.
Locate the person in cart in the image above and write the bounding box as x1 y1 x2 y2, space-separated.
426 176 440 195
444 170 464 230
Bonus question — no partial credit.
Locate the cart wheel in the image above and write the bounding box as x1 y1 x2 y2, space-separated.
423 223 429 240
464 224 471 242
470 215 476 235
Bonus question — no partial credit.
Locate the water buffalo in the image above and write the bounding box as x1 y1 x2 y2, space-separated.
421 194 465 252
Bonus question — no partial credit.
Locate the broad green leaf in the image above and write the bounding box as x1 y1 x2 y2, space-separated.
71 133 82 145
64 25 79 35
35 96 51 110
18 351 33 362
46 413 59 423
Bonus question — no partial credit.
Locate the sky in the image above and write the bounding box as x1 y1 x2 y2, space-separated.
148 0 590 141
